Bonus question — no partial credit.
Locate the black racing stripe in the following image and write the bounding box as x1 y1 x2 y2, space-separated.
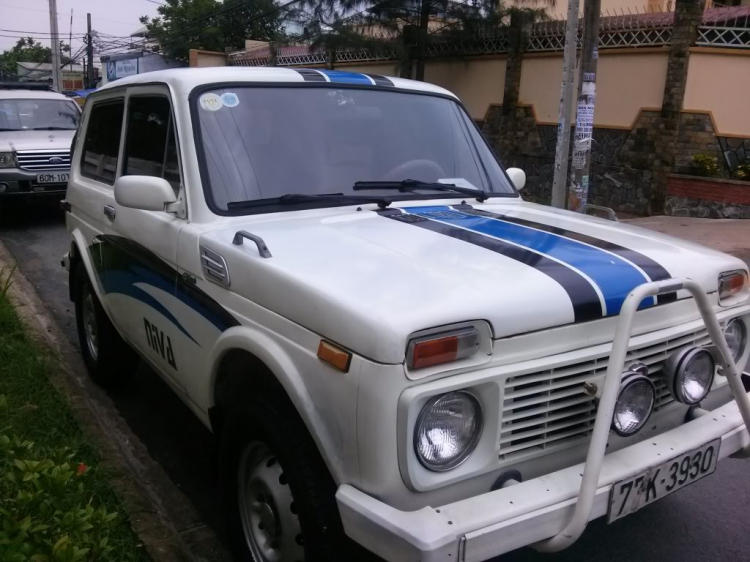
295 69 327 82
366 74 393 87
378 209 603 322
455 205 678 305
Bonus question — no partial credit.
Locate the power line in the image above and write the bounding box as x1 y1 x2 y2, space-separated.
0 28 86 36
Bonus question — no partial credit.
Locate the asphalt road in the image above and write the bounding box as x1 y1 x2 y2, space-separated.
2 207 749 562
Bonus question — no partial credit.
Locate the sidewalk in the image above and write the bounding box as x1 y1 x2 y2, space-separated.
626 216 750 266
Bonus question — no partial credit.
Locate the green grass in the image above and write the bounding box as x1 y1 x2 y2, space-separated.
0 269 150 561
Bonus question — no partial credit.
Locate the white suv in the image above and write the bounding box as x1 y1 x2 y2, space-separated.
0 84 79 209
63 67 750 562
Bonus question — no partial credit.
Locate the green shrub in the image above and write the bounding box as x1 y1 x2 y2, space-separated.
691 154 721 178
0 399 119 561
736 163 750 181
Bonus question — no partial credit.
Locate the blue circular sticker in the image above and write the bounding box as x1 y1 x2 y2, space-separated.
221 92 239 108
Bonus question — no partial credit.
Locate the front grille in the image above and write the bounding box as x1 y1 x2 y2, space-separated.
16 149 71 171
499 327 712 462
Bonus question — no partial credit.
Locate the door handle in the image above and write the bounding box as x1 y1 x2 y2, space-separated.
103 205 116 221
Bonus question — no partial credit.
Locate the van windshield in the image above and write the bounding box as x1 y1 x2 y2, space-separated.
0 99 79 131
193 86 515 213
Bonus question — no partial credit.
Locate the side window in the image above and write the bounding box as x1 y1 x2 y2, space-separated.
81 100 124 185
123 96 181 191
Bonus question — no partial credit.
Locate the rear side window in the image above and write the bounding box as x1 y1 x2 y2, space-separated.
81 100 124 185
123 96 180 191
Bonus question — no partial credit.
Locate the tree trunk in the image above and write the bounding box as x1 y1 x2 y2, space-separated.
414 1 431 81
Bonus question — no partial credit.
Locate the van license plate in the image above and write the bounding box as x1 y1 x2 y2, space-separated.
608 438 720 523
36 172 69 184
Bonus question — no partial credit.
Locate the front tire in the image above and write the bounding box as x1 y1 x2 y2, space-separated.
73 263 137 387
219 375 356 562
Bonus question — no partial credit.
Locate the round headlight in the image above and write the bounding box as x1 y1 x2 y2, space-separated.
664 347 715 405
725 318 747 364
612 375 655 436
414 391 482 471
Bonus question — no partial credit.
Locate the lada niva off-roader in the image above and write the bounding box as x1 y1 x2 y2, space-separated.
63 67 750 562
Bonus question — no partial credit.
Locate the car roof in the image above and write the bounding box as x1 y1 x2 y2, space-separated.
0 89 74 101
96 67 458 99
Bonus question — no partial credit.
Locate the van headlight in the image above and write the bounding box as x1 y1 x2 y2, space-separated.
414 391 483 471
664 347 715 405
612 369 656 436
725 318 747 364
0 152 16 168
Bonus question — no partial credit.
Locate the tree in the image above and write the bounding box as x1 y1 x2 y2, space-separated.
297 0 535 81
141 0 287 62
0 37 71 77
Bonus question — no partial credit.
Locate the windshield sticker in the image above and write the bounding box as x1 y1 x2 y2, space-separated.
221 92 239 108
199 93 223 111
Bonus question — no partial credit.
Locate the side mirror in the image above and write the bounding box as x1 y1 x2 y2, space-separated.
506 168 526 191
115 176 176 212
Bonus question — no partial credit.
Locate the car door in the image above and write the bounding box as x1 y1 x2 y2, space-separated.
100 86 188 386
68 92 126 304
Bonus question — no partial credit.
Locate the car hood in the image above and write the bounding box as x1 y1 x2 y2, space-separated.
0 130 75 152
200 200 747 364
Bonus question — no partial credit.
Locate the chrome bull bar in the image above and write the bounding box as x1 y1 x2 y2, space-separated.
534 278 750 553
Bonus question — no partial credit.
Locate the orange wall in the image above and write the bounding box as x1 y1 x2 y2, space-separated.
518 51 667 127
684 50 750 136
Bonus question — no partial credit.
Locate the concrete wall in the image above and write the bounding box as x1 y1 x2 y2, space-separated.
189 49 227 68
333 59 507 120
530 0 675 18
424 58 507 120
683 49 750 136
518 51 668 128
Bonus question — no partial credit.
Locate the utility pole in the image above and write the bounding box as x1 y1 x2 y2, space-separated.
48 0 62 91
550 0 582 208
86 13 94 89
568 0 602 212
69 9 74 71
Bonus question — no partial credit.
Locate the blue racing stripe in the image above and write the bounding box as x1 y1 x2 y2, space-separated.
403 206 654 316
317 69 373 85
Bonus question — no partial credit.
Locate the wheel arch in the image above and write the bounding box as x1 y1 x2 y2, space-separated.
208 327 346 484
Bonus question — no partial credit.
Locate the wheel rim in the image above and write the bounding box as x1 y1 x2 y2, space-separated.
237 442 304 562
82 288 99 361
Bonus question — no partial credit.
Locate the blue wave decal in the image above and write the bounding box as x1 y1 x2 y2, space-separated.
103 269 201 346
403 206 655 316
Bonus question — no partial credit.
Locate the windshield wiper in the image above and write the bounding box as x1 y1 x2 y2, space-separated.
33 127 75 130
353 179 489 202
0 128 21 131
227 192 392 210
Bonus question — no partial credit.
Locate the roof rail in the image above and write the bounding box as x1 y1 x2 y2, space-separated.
0 82 53 91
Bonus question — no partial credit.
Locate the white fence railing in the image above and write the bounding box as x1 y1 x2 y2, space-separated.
227 6 750 67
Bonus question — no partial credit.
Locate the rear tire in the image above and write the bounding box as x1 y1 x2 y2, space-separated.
218 372 362 562
73 263 138 387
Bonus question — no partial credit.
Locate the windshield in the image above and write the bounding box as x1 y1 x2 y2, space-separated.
0 98 79 131
194 86 515 213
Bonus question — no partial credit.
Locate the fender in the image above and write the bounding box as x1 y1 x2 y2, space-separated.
209 326 347 484
70 228 104 302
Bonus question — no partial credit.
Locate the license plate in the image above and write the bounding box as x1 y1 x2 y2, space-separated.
608 438 720 523
36 172 69 184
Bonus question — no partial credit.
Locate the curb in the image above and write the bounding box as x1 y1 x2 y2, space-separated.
0 241 232 562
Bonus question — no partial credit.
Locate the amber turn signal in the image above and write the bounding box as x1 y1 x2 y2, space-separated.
719 270 748 304
317 340 352 372
408 327 481 370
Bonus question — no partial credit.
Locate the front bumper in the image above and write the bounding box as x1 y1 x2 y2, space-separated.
337 396 749 562
339 279 750 562
0 168 68 201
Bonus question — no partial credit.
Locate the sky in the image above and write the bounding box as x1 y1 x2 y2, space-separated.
0 0 162 63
